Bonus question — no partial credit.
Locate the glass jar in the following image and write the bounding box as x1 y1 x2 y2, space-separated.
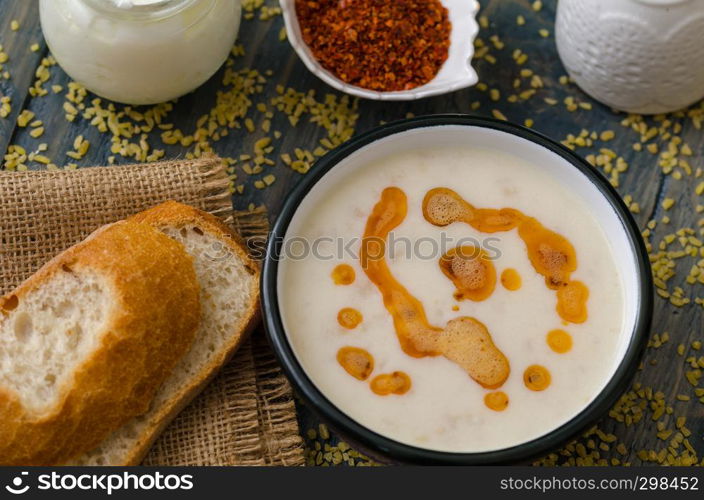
39 0 241 105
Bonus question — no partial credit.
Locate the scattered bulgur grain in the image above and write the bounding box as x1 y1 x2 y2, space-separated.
0 95 10 118
491 109 507 121
29 126 44 138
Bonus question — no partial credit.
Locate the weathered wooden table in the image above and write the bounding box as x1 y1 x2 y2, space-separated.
0 0 702 466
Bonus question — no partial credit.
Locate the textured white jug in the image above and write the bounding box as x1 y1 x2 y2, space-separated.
555 0 704 114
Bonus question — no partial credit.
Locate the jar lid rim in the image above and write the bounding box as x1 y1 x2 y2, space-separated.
82 0 202 21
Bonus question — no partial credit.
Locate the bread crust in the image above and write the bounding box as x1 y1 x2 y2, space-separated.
123 201 260 465
0 221 200 466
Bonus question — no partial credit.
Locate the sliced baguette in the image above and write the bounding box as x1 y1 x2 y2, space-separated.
75 201 260 465
0 221 200 466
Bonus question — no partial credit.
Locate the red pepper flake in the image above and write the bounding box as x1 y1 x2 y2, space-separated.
295 0 451 92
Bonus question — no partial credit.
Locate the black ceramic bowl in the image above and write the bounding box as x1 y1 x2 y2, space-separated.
261 115 653 465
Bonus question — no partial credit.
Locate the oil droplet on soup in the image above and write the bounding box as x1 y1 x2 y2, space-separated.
484 391 509 411
500 268 522 291
556 281 589 324
524 365 551 391
337 346 374 380
547 329 573 353
370 371 412 395
422 187 588 324
331 264 355 285
439 246 496 301
337 307 363 329
359 187 510 390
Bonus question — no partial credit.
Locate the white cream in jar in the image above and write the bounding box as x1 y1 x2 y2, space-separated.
40 0 241 105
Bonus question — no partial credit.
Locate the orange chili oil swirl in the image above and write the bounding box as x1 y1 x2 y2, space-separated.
500 268 522 291
422 187 588 324
439 246 496 301
331 264 356 285
484 391 509 412
523 365 551 391
360 187 510 389
370 371 412 396
337 347 374 380
337 307 363 329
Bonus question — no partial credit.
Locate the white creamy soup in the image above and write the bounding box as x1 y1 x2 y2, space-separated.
278 127 631 453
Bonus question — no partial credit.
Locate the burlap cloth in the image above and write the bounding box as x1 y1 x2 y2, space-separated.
0 156 305 466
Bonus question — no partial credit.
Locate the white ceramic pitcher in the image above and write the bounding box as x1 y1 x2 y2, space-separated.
555 0 704 114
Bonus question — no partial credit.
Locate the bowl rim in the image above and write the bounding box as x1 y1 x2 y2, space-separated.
261 114 654 465
279 0 480 101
